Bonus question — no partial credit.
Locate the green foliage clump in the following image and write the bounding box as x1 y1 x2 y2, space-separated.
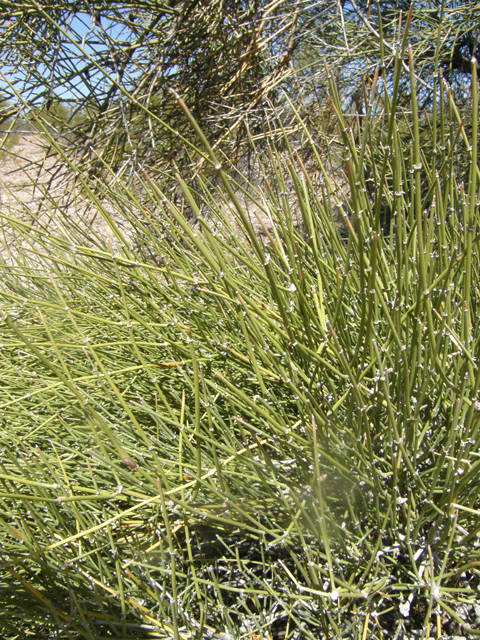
1 35 480 640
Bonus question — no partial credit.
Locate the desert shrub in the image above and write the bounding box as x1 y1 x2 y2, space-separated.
0 36 480 640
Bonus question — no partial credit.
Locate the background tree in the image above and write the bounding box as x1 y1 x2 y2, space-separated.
0 0 323 185
1 1 478 191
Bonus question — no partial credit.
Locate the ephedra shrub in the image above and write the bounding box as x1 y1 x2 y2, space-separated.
0 39 480 640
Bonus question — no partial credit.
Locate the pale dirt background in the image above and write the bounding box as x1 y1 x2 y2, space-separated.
0 133 346 265
0 134 127 262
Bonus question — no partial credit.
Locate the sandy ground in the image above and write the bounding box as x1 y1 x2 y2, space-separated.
0 134 285 261
1 134 58 207
0 133 131 263
0 133 347 269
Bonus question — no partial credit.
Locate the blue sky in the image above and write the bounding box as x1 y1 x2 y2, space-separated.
1 11 132 105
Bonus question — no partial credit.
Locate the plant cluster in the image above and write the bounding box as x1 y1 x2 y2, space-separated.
1 16 480 636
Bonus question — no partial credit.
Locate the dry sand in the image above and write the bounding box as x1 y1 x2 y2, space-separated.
0 134 130 262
